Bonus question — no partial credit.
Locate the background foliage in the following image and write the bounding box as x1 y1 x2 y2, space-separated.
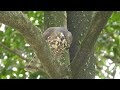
0 11 119 79
95 11 120 79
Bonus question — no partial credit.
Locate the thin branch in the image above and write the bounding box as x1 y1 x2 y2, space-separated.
0 42 29 61
112 67 116 79
0 42 50 77
104 55 120 64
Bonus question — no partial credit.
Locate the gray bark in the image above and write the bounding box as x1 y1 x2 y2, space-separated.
44 11 67 30
44 11 71 78
67 11 113 79
67 11 95 79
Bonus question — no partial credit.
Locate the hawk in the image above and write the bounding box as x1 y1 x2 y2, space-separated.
43 27 72 56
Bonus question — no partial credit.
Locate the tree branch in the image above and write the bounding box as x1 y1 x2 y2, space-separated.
0 11 62 78
0 42 29 61
70 11 113 78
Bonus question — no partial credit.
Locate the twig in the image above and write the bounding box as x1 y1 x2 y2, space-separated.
0 42 29 62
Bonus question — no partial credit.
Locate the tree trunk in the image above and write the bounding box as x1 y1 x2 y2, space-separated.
44 11 67 30
67 11 113 79
44 11 71 78
67 11 95 78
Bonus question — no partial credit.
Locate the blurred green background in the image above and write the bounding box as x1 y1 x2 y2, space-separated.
0 11 119 79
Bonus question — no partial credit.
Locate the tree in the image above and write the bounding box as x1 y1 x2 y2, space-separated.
0 11 113 79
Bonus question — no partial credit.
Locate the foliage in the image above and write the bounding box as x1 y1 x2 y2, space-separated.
0 11 119 79
95 11 120 79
